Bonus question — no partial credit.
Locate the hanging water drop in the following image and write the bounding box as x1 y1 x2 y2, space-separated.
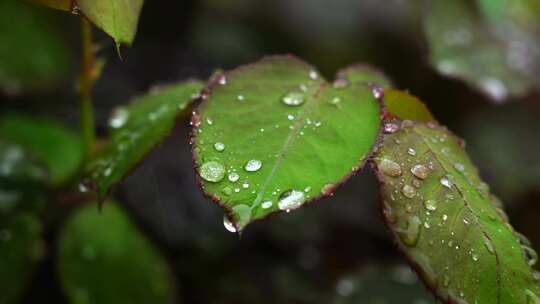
223 216 236 233
199 161 226 182
245 159 262 172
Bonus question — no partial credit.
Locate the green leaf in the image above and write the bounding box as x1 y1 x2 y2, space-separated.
84 81 203 198
77 0 144 46
424 0 540 102
192 56 382 231
335 64 393 89
373 121 540 303
383 89 434 122
0 0 71 94
0 213 44 304
58 202 177 304
0 114 83 187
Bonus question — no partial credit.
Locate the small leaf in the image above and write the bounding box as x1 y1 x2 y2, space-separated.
77 0 144 46
58 202 177 304
424 0 540 102
335 64 393 89
383 89 434 122
84 81 203 198
0 0 71 94
0 213 44 304
192 56 382 231
373 121 540 303
31 0 72 11
0 114 83 187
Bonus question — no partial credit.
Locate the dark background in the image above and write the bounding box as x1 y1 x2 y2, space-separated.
2 0 540 303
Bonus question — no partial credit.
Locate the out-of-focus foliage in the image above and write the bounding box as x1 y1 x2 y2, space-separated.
0 114 83 187
59 203 177 304
34 0 144 46
84 81 203 198
0 213 44 304
0 0 71 95
424 0 540 102
192 56 381 231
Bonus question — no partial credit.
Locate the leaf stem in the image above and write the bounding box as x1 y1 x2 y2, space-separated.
79 18 96 157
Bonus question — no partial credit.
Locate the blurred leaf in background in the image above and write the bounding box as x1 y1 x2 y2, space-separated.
0 0 72 95
59 202 177 304
424 0 540 102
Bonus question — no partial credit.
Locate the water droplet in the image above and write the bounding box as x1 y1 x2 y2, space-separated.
329 96 341 106
237 94 245 101
442 214 448 221
218 75 227 85
480 77 508 102
109 107 129 129
242 182 249 189
282 92 305 106
379 158 402 177
423 199 438 211
70 4 80 15
278 190 306 211
336 278 355 297
287 114 295 120
454 163 465 172
333 79 350 89
223 216 236 233
472 254 479 261
245 159 262 172
383 123 400 134
228 172 239 182
371 86 384 99
206 118 213 125
221 186 233 196
214 142 225 152
309 70 319 80
199 161 225 182
261 201 273 209
523 246 538 266
407 148 416 156
411 164 429 179
398 216 421 246
401 185 416 198
484 236 495 254
440 175 453 188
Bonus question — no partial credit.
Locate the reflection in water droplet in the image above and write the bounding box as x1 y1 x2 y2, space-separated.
245 159 262 172
282 91 305 106
379 158 402 177
199 161 225 182
228 172 239 182
278 190 306 211
214 142 225 152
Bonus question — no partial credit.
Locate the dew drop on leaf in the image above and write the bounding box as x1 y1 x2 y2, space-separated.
261 200 273 209
244 159 262 172
278 190 306 211
379 158 402 177
109 107 129 129
282 91 305 106
398 216 421 246
199 161 225 182
214 142 225 152
401 184 416 198
423 199 438 211
227 172 239 182
440 175 454 188
383 123 400 134
411 164 429 179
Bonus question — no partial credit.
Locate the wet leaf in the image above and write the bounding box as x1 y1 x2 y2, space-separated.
373 121 540 303
0 114 83 187
383 89 434 122
424 0 540 102
0 0 71 94
84 81 203 198
335 64 393 89
192 56 382 231
0 213 44 304
58 202 177 304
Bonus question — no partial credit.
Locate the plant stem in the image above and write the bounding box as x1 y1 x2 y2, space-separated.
79 18 96 157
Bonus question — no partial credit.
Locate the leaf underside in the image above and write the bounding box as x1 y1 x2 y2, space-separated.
84 81 203 198
424 0 540 102
192 55 383 230
58 203 176 304
373 121 540 303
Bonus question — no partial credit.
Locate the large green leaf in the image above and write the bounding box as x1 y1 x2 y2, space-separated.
373 121 540 303
58 202 177 304
0 114 83 187
84 81 203 198
0 0 71 94
0 213 44 304
192 56 382 231
424 0 540 102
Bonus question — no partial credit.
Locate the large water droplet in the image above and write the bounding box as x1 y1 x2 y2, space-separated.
278 190 306 211
411 164 429 179
214 142 225 152
223 216 236 233
379 158 402 177
398 216 421 246
109 107 129 129
244 159 262 172
440 175 453 188
282 92 305 106
423 199 438 211
401 185 416 198
199 161 225 182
